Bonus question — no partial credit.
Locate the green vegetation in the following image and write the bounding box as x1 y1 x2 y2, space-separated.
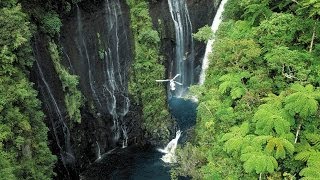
0 1 56 179
192 25 214 42
127 0 172 142
97 33 105 60
48 42 83 123
40 11 62 36
174 0 320 179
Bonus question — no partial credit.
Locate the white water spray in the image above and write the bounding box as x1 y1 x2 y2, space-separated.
158 130 182 163
199 0 228 85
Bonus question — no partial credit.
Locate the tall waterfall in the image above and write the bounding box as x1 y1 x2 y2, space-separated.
33 41 74 167
168 0 195 97
73 0 130 148
199 0 228 85
103 0 130 146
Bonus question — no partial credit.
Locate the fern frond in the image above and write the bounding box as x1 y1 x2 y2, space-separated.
253 104 291 135
231 87 246 99
240 151 278 173
218 72 250 99
262 93 285 109
305 133 320 149
265 137 294 159
285 84 320 118
295 149 317 162
222 122 251 153
253 135 272 146
299 151 320 179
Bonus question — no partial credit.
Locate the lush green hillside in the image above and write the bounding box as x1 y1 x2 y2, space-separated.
174 0 320 179
0 1 56 179
127 0 172 143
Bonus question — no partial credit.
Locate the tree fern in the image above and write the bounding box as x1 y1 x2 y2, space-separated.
240 151 278 174
221 122 250 153
285 84 320 118
305 133 320 149
265 137 294 159
219 72 250 99
299 151 320 179
264 46 312 81
261 93 285 109
253 104 292 135
295 149 317 162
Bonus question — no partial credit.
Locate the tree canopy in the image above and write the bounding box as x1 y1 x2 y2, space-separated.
173 0 320 179
0 1 56 179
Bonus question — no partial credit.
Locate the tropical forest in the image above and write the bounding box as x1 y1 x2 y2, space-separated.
0 0 319 179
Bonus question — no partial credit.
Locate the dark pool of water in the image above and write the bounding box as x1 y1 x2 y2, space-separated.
169 97 197 131
111 149 171 179
81 97 197 179
81 146 170 180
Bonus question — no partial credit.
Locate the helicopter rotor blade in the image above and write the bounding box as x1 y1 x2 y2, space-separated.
172 74 180 80
174 81 183 85
156 80 170 82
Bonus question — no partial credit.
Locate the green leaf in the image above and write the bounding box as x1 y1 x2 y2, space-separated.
265 137 294 159
218 72 250 99
299 151 320 179
285 84 320 118
240 151 278 173
253 104 291 135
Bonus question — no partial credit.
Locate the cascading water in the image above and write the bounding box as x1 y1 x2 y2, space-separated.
168 0 195 97
77 0 218 178
76 5 103 109
96 141 102 160
157 130 182 163
73 0 130 149
33 40 74 168
103 0 130 146
163 0 195 163
199 0 228 85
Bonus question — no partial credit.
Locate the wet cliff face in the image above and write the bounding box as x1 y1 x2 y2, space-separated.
30 0 218 178
32 0 143 178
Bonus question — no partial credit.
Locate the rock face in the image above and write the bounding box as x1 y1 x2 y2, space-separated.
32 0 142 178
30 0 219 178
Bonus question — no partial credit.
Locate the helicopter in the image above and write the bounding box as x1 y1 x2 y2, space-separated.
156 74 183 91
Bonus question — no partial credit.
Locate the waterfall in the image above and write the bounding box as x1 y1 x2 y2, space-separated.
158 130 182 163
33 42 74 167
199 0 228 85
103 0 130 144
76 5 102 108
121 125 128 148
168 0 195 97
74 1 130 147
96 141 102 160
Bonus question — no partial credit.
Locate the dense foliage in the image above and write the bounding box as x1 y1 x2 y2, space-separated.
175 0 320 179
127 0 172 142
48 42 83 123
0 1 56 179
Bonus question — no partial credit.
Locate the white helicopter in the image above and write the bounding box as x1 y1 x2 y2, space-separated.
156 74 183 91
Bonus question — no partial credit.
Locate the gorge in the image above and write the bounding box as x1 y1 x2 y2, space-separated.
28 0 218 179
